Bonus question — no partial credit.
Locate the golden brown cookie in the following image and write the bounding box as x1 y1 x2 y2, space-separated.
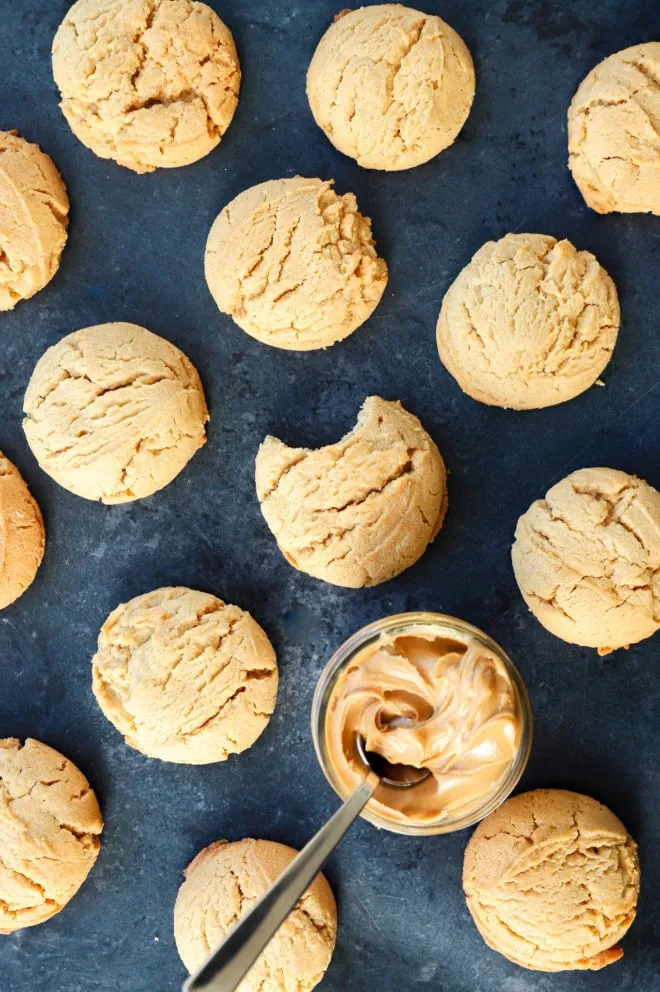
0 130 69 310
0 452 45 610
463 789 639 971
307 4 475 170
205 177 388 350
174 838 337 989
512 467 660 654
568 43 660 214
256 396 447 587
437 233 620 409
0 738 103 932
23 322 208 504
92 587 278 764
52 0 240 173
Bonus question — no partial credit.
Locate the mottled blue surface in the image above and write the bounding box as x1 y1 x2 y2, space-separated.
0 1 659 990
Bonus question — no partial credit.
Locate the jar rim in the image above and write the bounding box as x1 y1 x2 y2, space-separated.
311 612 533 836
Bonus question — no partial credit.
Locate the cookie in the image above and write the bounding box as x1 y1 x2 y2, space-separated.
205 177 388 350
174 838 337 989
0 453 45 610
256 396 447 587
52 0 240 174
463 789 639 971
23 322 208 504
0 738 103 932
568 43 660 215
92 587 278 764
0 130 69 310
436 233 620 410
307 4 475 170
512 467 660 654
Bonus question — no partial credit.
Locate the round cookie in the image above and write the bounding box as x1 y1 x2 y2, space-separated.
0 130 69 310
92 587 278 764
255 396 447 587
307 5 475 171
0 453 45 610
174 838 337 988
23 322 208 504
568 43 660 215
512 467 660 654
0 738 103 933
437 233 620 410
52 0 240 174
205 177 388 350
463 789 639 972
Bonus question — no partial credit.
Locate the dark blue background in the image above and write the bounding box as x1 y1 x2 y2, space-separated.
0 1 658 989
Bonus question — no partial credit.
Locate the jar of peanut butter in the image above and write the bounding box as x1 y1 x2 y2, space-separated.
311 613 533 835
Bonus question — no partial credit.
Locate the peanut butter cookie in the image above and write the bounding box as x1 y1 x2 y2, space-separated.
463 789 639 971
568 43 660 214
0 131 68 310
256 396 447 587
437 233 620 409
174 838 337 989
52 0 240 173
0 738 103 932
307 5 475 170
0 453 45 610
205 177 387 350
512 467 660 653
92 587 278 764
23 322 208 503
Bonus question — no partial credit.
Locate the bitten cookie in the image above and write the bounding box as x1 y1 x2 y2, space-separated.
0 130 69 310
205 177 388 350
52 0 240 173
436 233 620 409
92 587 278 764
0 738 103 933
256 396 447 587
512 467 660 654
568 43 660 215
463 789 639 972
0 453 45 610
23 322 208 504
307 4 475 170
174 838 337 989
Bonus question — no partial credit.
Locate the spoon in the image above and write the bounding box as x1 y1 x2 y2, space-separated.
183 737 431 992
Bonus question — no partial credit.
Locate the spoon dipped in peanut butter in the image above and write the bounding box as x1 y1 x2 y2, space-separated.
355 731 431 787
183 735 427 992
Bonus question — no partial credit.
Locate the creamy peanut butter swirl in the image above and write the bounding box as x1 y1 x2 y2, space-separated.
324 629 523 826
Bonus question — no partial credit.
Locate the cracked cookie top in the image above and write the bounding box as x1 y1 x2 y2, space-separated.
255 396 447 588
0 452 45 610
463 789 639 972
22 321 208 504
512 467 660 653
0 738 103 933
174 837 337 987
0 130 69 310
204 176 388 350
568 43 660 215
306 4 475 171
437 233 620 410
52 0 240 174
92 587 278 764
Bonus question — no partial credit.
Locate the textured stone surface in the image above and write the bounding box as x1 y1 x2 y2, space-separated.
0 0 658 989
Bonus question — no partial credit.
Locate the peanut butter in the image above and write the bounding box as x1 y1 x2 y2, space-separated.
324 628 523 827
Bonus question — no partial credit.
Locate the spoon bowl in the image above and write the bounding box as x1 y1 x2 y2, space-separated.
355 734 431 788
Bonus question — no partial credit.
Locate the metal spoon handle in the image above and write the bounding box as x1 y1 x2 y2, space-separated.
183 773 378 992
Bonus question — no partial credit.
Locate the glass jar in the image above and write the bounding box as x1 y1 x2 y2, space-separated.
311 612 533 836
